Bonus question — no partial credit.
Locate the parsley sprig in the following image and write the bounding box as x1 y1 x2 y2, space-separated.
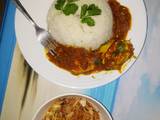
55 0 102 27
55 0 78 15
80 4 101 26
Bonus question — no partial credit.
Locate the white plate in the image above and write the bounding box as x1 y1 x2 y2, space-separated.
15 0 147 89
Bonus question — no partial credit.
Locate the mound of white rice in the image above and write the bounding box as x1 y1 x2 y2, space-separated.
47 0 113 50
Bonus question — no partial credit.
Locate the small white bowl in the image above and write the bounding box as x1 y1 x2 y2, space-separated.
33 93 113 120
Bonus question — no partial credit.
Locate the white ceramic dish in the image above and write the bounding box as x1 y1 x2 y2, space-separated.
15 0 147 89
32 93 112 120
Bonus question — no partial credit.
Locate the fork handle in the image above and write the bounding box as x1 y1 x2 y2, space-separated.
13 0 37 26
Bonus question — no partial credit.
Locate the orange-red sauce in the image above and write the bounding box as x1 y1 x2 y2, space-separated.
47 0 134 75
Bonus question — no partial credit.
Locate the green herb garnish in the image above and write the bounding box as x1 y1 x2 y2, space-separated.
112 51 119 57
80 4 102 26
63 3 78 15
55 0 102 27
87 4 101 16
67 0 78 3
117 42 126 53
112 42 126 57
80 4 88 18
81 17 95 26
94 58 102 66
55 0 66 10
55 0 78 15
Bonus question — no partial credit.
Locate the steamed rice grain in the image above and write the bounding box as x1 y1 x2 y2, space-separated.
47 0 113 50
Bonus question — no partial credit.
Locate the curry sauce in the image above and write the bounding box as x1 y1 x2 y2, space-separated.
46 0 134 75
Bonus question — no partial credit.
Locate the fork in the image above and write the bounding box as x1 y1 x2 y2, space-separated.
13 0 57 56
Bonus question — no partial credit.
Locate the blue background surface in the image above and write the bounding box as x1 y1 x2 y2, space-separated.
0 0 16 112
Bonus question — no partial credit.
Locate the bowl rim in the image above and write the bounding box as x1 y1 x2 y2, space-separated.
32 93 113 120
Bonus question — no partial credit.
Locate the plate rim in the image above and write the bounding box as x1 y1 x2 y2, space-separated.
15 0 148 89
